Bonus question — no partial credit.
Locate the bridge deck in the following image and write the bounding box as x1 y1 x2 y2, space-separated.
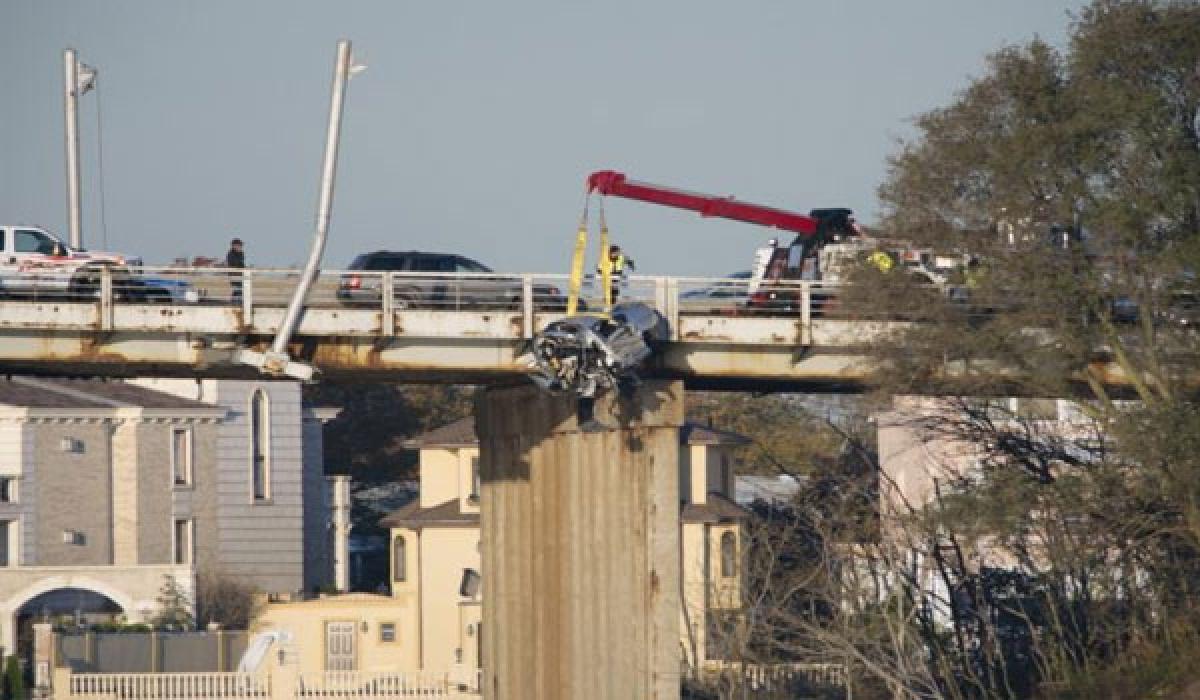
0 266 1153 391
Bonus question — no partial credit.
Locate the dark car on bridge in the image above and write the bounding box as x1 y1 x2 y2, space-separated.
337 251 571 311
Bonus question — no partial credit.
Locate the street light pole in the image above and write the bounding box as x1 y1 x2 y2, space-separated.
237 39 362 380
62 48 96 250
63 48 83 249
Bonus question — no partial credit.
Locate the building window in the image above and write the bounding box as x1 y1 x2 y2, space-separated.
392 536 407 582
720 531 736 578
0 477 17 504
469 457 481 502
0 520 12 567
173 519 192 565
172 428 193 486
250 389 271 501
379 622 396 643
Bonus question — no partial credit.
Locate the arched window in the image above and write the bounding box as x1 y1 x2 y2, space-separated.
720 531 736 578
250 389 271 501
393 536 407 582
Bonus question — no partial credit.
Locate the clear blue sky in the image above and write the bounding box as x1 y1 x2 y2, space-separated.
1 1 1087 274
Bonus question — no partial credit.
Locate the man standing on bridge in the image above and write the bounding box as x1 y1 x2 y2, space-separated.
226 237 246 301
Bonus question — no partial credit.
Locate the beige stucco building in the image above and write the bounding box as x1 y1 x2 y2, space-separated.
375 416 751 676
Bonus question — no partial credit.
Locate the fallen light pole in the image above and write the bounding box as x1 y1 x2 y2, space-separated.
238 39 363 380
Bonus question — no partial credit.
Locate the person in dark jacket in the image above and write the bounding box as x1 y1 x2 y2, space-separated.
226 238 246 301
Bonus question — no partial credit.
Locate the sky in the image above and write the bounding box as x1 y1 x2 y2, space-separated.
1 1 1089 275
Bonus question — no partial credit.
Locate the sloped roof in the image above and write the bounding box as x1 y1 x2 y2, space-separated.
0 377 221 412
403 416 477 449
405 416 748 449
379 498 480 529
679 423 751 447
681 492 751 524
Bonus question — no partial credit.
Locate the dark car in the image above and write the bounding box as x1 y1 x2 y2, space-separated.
337 251 570 310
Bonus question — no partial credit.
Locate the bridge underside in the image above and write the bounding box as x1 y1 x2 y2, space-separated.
0 328 872 391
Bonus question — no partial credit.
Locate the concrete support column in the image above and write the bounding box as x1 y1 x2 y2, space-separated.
477 381 683 700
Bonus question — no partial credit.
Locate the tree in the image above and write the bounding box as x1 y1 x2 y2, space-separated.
826 1 1200 696
194 570 261 630
151 575 195 631
3 655 23 700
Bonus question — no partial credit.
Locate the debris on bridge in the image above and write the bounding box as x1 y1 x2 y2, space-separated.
525 302 667 399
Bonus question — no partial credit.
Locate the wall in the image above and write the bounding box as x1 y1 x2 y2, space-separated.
211 381 307 594
418 527 480 672
418 448 461 509
253 594 416 673
33 422 113 566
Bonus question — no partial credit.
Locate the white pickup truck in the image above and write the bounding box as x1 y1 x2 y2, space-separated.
0 225 166 301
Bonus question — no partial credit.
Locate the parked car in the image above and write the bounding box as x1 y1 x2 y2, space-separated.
337 251 571 310
680 271 753 301
129 274 202 304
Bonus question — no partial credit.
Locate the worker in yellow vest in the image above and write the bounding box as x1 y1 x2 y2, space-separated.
599 244 635 304
868 250 896 274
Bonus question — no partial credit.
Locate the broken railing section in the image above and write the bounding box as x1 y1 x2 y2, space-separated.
524 302 669 419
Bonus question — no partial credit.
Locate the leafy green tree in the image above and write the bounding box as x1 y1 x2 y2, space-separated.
822 1 1200 696
3 655 24 700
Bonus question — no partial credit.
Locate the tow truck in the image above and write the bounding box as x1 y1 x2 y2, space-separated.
584 170 867 311
527 170 868 400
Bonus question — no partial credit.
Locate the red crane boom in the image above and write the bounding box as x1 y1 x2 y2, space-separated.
586 170 820 236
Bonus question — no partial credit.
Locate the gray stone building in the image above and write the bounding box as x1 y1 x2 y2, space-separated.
0 377 338 655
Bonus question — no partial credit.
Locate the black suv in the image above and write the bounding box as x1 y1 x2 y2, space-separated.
337 251 570 310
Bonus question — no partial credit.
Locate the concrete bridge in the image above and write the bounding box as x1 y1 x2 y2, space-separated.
0 267 897 390
0 265 1168 699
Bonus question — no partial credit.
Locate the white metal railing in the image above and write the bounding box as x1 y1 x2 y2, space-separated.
702 661 850 696
296 669 482 697
69 671 271 698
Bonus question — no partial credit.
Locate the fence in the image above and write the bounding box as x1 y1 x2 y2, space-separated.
55 669 480 699
67 671 270 699
296 670 482 697
57 630 249 673
699 662 850 700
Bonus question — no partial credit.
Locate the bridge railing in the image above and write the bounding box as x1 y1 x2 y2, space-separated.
0 264 984 337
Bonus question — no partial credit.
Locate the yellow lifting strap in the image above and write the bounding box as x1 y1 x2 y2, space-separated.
566 218 588 316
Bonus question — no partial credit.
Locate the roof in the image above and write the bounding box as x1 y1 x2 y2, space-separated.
679 423 752 447
681 492 751 524
0 377 222 412
405 416 749 449
403 416 478 449
379 498 480 529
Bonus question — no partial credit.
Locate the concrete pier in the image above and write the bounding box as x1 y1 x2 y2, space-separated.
476 381 683 700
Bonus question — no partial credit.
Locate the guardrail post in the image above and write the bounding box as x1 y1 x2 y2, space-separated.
381 272 395 336
800 282 812 345
522 274 534 338
242 271 254 328
100 266 113 331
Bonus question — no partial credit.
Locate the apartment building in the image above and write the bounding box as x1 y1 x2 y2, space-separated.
0 377 336 655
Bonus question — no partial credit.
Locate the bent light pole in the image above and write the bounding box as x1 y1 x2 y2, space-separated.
238 39 363 380
63 48 96 250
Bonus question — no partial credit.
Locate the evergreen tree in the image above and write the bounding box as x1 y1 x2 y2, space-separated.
151 575 195 631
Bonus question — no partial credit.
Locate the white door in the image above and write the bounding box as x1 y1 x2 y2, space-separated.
325 621 357 671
